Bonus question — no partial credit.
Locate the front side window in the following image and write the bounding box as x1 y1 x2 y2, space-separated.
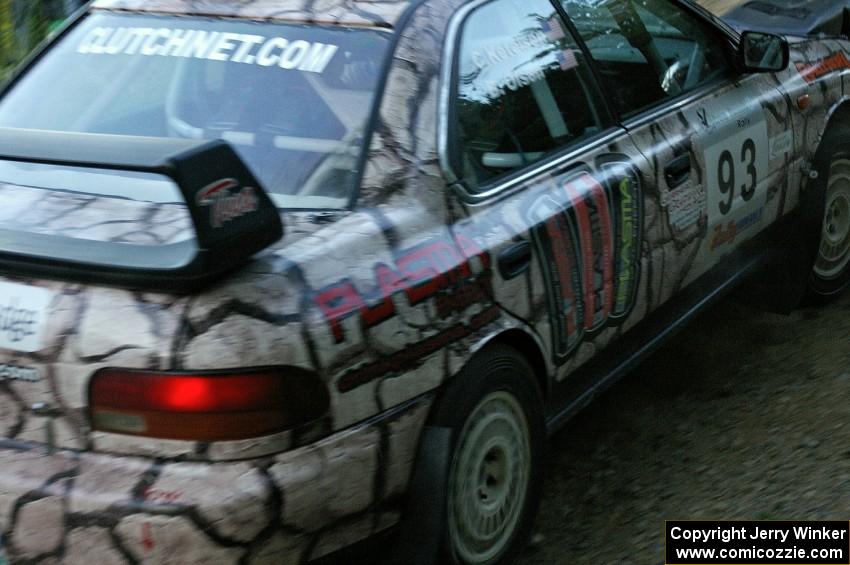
453 0 607 190
563 0 732 117
0 13 391 209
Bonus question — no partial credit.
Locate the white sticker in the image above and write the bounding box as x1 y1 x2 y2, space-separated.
665 184 705 230
769 130 794 161
0 282 52 353
471 31 548 70
77 27 338 74
703 114 769 227
484 67 545 99
555 49 579 72
0 364 40 383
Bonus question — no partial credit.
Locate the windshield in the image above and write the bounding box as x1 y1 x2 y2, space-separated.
0 13 391 209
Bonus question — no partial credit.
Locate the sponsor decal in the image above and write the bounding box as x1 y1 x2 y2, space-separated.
564 172 614 329
0 283 51 353
469 23 577 99
483 68 546 100
77 27 338 74
0 301 39 345
527 160 641 362
0 363 39 383
709 207 764 251
315 233 493 344
795 51 850 84
609 171 641 318
664 183 705 231
471 32 548 70
528 193 583 355
769 130 794 161
195 178 259 228
555 49 579 72
541 16 565 41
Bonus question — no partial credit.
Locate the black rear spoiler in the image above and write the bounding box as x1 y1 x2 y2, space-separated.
0 128 283 292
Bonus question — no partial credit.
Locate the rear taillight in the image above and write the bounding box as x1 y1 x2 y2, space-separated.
89 367 329 441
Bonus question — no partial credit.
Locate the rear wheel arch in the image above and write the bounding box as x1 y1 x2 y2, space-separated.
386 335 549 564
482 329 550 401
426 327 550 426
427 342 546 564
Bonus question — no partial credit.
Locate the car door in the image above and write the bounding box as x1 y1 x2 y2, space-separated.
563 0 789 297
442 0 654 376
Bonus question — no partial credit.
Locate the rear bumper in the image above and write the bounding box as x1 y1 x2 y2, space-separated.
0 396 431 564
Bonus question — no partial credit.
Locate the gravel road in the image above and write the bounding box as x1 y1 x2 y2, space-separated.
516 292 850 564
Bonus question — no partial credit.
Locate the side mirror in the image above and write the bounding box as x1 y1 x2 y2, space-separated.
739 31 789 73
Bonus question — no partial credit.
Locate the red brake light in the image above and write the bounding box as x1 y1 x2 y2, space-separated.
159 377 216 411
90 368 329 441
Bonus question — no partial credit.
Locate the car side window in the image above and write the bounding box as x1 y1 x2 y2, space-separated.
562 0 733 118
453 0 607 190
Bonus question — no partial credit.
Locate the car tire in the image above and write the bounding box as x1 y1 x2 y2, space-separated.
807 128 850 301
429 343 545 565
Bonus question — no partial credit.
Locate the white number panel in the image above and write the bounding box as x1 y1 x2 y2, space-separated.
704 118 769 223
696 85 770 258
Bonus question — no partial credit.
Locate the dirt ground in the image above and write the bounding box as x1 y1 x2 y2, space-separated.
516 291 850 564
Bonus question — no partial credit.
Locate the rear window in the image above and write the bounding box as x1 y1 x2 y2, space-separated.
0 13 391 209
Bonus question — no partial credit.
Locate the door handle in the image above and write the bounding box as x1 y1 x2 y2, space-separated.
498 240 532 280
664 153 691 189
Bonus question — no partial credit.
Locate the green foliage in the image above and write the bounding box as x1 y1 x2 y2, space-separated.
0 0 67 77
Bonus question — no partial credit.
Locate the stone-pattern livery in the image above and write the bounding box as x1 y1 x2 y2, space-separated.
1 396 431 563
2 1 850 563
91 0 411 27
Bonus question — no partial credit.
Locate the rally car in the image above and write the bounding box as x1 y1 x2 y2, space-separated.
0 0 849 563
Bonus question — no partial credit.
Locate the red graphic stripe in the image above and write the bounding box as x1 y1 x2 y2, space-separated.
588 177 614 320
544 214 578 341
197 178 239 201
564 174 596 329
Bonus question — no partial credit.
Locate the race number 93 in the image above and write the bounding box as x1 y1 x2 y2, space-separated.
717 138 757 215
705 116 769 220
